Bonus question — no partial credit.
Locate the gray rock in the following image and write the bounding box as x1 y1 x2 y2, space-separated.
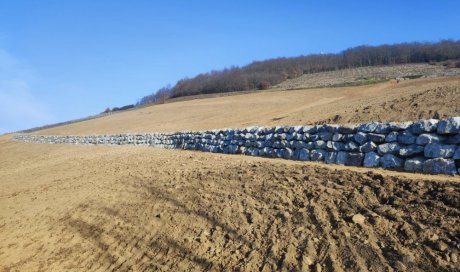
446 134 460 144
283 148 294 159
424 143 457 158
336 151 348 165
377 143 401 155
319 132 333 141
453 147 460 160
404 157 425 172
367 133 386 143
437 117 460 134
298 148 310 161
359 141 377 153
314 140 326 149
358 122 378 133
385 131 399 143
389 121 412 131
397 132 416 145
326 141 344 151
338 125 357 134
354 132 368 145
310 149 326 161
423 158 457 175
345 152 364 166
375 123 392 134
325 152 337 164
342 134 356 142
416 133 444 145
380 154 404 169
399 145 425 157
332 133 343 142
343 141 359 151
363 152 380 168
411 119 439 134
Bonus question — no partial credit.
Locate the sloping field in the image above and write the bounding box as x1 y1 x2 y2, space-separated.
1 76 460 271
1 137 459 271
277 64 460 90
35 76 460 135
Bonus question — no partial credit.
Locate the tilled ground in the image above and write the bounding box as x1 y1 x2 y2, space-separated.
0 139 459 271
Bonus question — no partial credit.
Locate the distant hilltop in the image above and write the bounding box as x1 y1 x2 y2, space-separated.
137 40 460 104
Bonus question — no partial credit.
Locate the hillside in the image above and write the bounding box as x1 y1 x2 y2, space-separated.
2 75 460 271
277 63 460 90
137 40 460 104
33 76 460 135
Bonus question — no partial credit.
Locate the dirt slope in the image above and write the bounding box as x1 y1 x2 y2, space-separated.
35 76 460 135
0 138 459 271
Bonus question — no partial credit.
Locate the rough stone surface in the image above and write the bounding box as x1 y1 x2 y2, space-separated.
399 145 425 158
423 158 457 175
411 119 439 134
437 117 460 134
416 133 444 145
363 152 380 168
424 143 457 158
380 154 404 169
404 157 425 173
13 116 460 176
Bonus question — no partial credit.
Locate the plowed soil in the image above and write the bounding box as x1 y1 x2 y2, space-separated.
0 137 459 271
2 76 460 271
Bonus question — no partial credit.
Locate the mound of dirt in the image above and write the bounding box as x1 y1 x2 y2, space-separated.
1 139 459 271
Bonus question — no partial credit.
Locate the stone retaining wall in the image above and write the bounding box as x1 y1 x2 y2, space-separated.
13 117 460 175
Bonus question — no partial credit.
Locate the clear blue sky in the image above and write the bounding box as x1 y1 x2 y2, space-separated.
0 0 459 133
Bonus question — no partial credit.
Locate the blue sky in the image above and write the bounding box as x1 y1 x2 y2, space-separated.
0 0 459 133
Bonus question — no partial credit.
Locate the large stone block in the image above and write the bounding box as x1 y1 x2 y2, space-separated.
437 117 460 134
423 158 457 175
410 119 439 134
358 122 378 133
345 152 364 166
363 152 380 168
416 133 445 145
319 132 333 141
298 148 310 161
404 157 425 172
380 154 404 169
399 145 425 157
283 148 294 159
397 131 416 145
385 131 399 143
389 121 412 131
326 141 344 151
424 143 457 158
310 149 327 161
354 132 368 145
325 152 337 164
367 133 386 143
453 147 460 160
314 140 327 149
359 141 377 153
377 143 401 155
336 151 348 165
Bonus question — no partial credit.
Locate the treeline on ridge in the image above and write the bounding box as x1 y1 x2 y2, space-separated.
138 40 460 105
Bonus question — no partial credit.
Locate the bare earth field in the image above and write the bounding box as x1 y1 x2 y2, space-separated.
1 137 459 271
1 76 460 271
35 76 460 135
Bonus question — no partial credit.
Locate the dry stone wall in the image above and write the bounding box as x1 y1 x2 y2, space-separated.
13 117 460 175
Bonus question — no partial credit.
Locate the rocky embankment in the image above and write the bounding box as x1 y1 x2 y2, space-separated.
14 117 460 175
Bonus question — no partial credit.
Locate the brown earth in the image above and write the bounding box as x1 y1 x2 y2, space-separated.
0 137 459 271
2 76 460 271
35 76 460 135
